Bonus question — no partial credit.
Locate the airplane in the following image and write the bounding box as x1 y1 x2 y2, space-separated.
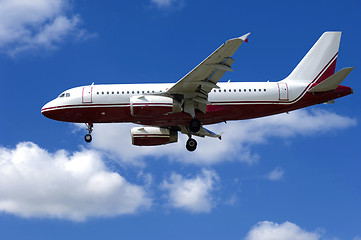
41 31 354 152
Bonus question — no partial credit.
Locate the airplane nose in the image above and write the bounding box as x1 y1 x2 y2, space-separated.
41 103 49 118
41 100 56 119
41 102 49 114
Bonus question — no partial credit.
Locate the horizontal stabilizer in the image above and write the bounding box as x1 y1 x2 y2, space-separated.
308 67 354 93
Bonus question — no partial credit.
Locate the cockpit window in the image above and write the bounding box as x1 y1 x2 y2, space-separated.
58 92 70 98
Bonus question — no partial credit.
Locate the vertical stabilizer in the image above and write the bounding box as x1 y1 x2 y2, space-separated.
283 32 341 84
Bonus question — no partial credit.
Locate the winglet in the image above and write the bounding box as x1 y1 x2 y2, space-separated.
240 32 251 42
227 33 251 43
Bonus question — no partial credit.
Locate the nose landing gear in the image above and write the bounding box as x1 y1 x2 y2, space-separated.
85 123 93 143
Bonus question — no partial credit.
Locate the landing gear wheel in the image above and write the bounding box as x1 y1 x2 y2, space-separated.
189 118 201 132
84 122 93 143
186 138 197 152
85 134 92 143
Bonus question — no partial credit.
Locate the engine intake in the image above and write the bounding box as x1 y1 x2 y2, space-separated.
131 127 178 146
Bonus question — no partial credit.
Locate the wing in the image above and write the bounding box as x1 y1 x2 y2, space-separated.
166 33 250 115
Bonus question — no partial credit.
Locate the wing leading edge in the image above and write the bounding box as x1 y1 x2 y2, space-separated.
166 33 250 116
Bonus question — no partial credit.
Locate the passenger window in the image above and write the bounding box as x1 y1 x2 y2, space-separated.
97 92 99 95
234 89 236 92
254 89 256 92
102 92 104 95
219 89 221 92
239 89 241 92
127 91 129 94
107 92 109 94
249 89 251 92
264 89 266 92
147 91 150 93
137 91 140 94
142 91 145 94
224 89 226 92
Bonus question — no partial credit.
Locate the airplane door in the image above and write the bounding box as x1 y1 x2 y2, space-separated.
82 85 93 103
278 83 289 101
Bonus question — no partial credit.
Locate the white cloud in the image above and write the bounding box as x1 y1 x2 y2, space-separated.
0 0 93 56
0 142 151 221
87 109 356 166
161 169 219 213
150 0 184 9
245 221 321 240
266 167 284 181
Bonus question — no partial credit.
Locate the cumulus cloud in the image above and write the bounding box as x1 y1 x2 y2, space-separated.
245 221 321 240
0 142 151 221
0 0 93 56
161 169 219 213
266 167 284 181
87 109 356 166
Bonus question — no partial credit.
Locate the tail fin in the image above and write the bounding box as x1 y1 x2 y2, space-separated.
283 32 341 84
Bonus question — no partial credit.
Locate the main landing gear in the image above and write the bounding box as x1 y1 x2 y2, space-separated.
84 122 93 143
189 118 201 133
186 118 201 152
186 138 197 152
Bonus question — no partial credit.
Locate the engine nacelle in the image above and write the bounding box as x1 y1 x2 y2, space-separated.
130 95 181 117
131 127 178 146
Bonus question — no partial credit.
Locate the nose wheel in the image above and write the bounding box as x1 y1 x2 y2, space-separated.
186 138 197 152
85 123 93 143
85 134 92 143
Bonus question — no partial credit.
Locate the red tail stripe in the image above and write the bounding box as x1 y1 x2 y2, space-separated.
312 52 338 84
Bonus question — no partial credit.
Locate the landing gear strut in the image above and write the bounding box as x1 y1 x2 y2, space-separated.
85 122 93 143
189 118 201 133
186 138 197 152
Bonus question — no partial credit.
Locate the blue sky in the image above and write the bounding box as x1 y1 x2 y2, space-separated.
0 0 360 239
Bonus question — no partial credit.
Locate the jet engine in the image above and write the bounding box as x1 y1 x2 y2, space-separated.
131 127 178 146
130 95 181 117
